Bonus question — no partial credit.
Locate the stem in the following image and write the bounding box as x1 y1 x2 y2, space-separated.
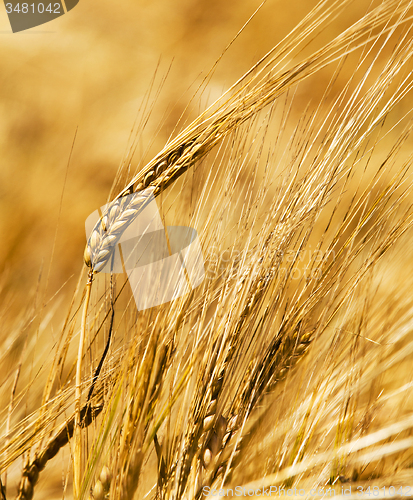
74 270 93 500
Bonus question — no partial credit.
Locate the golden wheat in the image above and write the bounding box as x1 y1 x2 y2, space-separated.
2 1 413 500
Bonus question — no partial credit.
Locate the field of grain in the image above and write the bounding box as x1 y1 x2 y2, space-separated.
1 1 413 499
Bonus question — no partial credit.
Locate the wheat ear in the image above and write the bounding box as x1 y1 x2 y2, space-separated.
84 0 412 274
16 402 103 500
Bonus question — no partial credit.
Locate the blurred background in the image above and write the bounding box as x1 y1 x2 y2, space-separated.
2 1 413 498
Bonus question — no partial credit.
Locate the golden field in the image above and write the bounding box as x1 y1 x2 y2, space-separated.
1 1 413 499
